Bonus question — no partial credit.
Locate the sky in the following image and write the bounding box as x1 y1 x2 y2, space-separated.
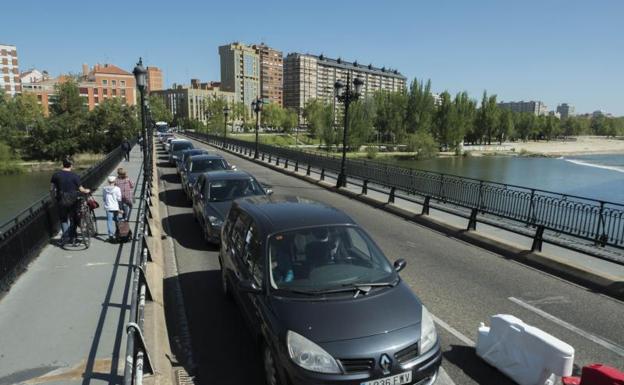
3 0 623 115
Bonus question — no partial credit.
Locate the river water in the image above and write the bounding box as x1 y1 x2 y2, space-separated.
1 153 622 225
376 153 624 204
0 170 54 226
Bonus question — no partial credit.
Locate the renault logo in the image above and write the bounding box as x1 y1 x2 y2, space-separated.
380 354 392 374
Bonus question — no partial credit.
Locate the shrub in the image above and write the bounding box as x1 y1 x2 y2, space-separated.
406 132 439 160
365 146 378 159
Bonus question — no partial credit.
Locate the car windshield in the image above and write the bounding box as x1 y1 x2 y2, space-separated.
208 178 264 202
268 226 396 293
190 158 227 173
173 142 193 152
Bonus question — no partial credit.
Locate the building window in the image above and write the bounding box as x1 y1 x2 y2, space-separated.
94 88 98 95
121 89 126 96
120 80 126 87
112 80 117 87
103 88 108 95
112 89 117 96
102 79 108 86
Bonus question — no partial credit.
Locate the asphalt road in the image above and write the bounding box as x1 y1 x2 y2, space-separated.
158 138 624 385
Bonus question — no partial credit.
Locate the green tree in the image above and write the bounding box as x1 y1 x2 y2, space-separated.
261 103 285 129
405 78 435 134
496 108 515 144
373 90 407 143
280 108 298 134
542 115 561 140
148 95 173 123
475 91 499 144
345 98 375 150
452 91 477 146
432 91 456 148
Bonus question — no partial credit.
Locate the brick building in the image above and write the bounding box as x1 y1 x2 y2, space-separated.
147 66 163 92
252 43 283 106
22 63 136 115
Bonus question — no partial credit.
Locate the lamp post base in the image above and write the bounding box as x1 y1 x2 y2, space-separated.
336 173 347 188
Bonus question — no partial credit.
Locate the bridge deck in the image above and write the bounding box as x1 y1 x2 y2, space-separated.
159 135 623 385
0 147 143 385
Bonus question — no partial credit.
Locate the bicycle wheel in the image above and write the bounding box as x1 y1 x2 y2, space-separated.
89 210 98 236
80 214 91 249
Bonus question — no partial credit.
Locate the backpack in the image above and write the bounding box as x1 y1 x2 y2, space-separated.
59 191 78 208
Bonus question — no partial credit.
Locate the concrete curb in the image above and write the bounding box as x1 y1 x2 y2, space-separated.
143 149 176 385
193 137 624 301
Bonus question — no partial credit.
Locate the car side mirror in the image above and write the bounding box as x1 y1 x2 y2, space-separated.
266 189 273 195
238 279 262 294
394 259 407 273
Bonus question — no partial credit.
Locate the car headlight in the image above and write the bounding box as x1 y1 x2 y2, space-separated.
287 331 340 374
208 216 223 227
419 306 437 354
172 155 178 159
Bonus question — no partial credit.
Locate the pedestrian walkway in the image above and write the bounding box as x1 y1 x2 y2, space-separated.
0 146 144 385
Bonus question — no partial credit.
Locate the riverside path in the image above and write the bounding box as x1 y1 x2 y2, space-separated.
158 134 624 385
0 146 144 385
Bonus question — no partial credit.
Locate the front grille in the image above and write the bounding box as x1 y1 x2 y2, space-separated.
338 358 375 373
395 342 419 364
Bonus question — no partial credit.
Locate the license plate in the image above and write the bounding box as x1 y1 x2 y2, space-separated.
361 371 412 385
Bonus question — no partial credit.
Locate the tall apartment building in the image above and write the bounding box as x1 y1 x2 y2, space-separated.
252 43 283 106
283 53 407 120
22 63 136 115
219 42 260 111
1 44 21 95
152 82 235 123
498 100 548 116
556 103 575 119
147 66 163 93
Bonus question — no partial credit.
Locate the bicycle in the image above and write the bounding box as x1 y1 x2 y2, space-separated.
62 191 98 250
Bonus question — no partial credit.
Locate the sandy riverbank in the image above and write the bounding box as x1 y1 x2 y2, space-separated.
465 136 624 156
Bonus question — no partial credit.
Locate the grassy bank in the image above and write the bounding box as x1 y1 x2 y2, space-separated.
18 152 105 172
231 133 320 146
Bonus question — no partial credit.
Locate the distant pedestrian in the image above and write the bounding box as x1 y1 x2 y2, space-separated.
138 135 144 152
121 138 131 161
102 175 122 242
50 158 90 244
115 167 134 222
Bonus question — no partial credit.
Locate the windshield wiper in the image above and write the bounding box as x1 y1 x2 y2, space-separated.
294 280 398 297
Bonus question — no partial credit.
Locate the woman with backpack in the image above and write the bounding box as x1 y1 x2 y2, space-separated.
115 168 134 222
102 175 122 242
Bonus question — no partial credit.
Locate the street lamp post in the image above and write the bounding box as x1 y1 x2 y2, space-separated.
223 105 230 148
334 72 364 188
133 58 148 177
251 98 263 159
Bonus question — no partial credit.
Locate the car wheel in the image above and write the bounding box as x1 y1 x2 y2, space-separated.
263 344 281 385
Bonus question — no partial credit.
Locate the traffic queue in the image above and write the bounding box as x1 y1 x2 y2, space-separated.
158 132 443 385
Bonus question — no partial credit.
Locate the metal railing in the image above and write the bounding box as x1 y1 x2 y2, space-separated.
123 135 154 385
187 132 624 264
0 145 126 289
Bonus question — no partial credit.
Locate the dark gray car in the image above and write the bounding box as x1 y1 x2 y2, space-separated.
219 196 441 385
192 170 267 244
181 154 231 199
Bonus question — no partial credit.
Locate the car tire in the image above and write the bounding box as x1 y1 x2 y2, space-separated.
263 344 282 385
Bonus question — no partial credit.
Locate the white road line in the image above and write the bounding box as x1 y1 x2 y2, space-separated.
430 313 475 346
509 296 624 357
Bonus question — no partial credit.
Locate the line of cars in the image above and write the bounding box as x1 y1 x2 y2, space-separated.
158 133 442 385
